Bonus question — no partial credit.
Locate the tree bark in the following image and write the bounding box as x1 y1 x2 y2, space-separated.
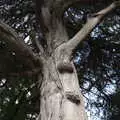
39 49 87 120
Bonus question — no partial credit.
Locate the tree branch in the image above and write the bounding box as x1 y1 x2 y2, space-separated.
64 1 120 57
0 20 42 69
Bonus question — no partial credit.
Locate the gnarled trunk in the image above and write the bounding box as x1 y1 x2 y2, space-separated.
39 53 87 120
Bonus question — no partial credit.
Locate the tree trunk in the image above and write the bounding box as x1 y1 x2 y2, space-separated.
39 47 87 120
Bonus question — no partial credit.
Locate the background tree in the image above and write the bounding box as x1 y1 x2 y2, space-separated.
0 0 120 120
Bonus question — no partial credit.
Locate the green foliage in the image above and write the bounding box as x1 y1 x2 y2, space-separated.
105 89 120 120
0 77 39 120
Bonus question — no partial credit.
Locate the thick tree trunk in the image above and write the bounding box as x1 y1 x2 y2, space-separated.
39 48 87 120
35 1 87 118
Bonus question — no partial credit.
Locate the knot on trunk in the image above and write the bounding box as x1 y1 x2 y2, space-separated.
57 62 73 73
65 91 80 105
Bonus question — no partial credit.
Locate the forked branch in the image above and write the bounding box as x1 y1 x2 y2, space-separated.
64 1 120 57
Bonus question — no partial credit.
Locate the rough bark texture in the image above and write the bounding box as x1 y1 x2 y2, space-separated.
35 0 88 119
39 46 87 120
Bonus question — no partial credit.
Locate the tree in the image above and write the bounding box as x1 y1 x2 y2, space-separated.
0 0 120 120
